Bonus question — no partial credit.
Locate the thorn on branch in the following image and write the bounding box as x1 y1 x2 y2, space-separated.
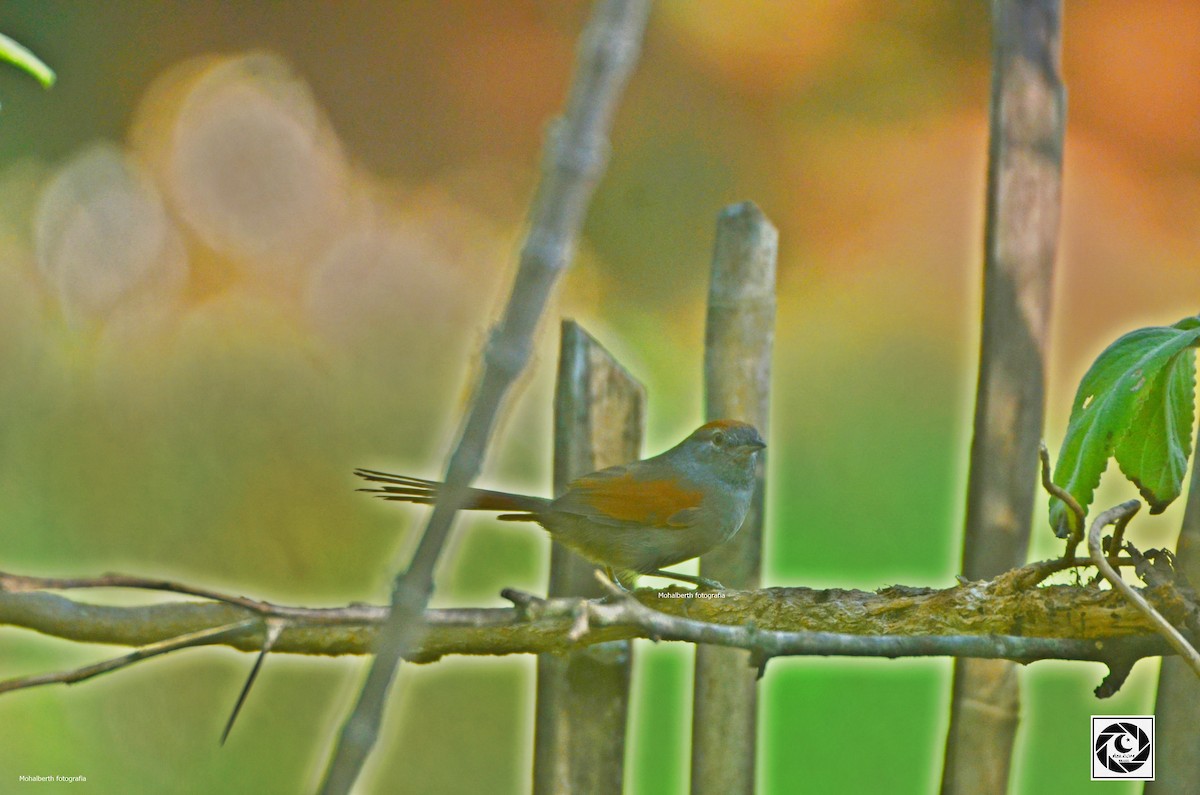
221 618 285 745
500 588 546 622
749 649 771 681
1095 654 1137 699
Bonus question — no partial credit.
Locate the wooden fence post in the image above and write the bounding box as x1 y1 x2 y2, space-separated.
691 202 777 795
941 2 1064 793
533 320 644 795
1146 421 1200 794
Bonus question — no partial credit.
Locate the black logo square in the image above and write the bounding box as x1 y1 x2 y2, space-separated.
1092 716 1154 781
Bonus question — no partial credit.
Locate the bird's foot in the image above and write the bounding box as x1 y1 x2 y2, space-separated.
604 567 633 593
646 569 725 591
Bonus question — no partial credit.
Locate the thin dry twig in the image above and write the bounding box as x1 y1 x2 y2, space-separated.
1017 555 1137 587
0 618 257 695
0 570 381 624
1038 442 1086 560
318 4 651 792
1087 500 1200 678
1 571 271 612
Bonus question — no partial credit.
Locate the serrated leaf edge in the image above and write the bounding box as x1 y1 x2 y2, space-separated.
1049 320 1200 535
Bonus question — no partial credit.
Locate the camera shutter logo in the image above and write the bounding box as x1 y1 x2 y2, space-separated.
1092 716 1154 781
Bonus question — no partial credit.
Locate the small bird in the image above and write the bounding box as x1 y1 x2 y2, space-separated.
355 419 765 589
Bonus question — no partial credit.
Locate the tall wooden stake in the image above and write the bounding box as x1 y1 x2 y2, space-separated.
1146 421 1200 795
941 2 1064 793
691 202 777 795
533 320 644 795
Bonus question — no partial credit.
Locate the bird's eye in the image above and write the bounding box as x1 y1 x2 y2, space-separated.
711 431 727 448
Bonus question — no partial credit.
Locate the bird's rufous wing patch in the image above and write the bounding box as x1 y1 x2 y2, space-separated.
553 468 704 529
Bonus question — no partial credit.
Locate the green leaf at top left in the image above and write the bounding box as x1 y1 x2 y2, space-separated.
0 32 55 89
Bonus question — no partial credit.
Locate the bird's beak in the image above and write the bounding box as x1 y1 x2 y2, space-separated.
738 439 766 453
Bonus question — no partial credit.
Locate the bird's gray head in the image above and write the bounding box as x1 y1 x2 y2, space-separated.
681 419 765 480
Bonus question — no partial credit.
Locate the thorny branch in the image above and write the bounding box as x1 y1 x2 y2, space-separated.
1 559 1194 701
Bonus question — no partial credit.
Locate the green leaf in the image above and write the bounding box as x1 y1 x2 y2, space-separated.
0 32 55 89
1115 348 1196 512
1049 315 1200 538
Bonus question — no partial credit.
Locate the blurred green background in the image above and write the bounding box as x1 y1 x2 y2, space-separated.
0 1 1197 792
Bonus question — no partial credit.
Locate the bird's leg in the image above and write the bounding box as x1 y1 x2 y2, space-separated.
604 566 632 592
646 569 725 591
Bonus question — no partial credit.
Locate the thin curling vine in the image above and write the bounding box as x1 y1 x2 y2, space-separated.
1050 314 1200 542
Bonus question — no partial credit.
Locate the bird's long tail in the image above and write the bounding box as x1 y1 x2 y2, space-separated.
353 469 547 520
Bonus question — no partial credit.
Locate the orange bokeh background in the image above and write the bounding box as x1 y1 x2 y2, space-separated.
0 3 1196 792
